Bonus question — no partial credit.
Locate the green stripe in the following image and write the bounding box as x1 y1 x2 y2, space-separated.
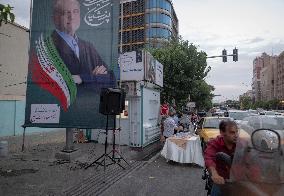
44 36 77 104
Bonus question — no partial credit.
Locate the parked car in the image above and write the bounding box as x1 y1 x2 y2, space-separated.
196 117 232 150
197 116 251 151
224 110 251 123
241 115 284 131
197 111 207 118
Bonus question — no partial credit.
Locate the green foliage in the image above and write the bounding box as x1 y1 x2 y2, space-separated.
251 99 280 110
150 37 213 110
0 4 15 26
225 100 240 109
240 96 252 110
252 99 281 110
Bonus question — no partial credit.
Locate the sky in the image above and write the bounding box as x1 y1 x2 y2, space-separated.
1 0 284 102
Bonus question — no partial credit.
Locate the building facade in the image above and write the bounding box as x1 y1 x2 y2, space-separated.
252 55 263 102
119 0 179 53
0 22 29 100
259 53 277 101
252 53 277 102
277 51 284 100
252 52 282 102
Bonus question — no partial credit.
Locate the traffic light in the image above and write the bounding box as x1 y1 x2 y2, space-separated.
222 49 227 62
233 48 238 62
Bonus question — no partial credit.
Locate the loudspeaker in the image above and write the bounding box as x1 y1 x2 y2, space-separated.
99 88 125 115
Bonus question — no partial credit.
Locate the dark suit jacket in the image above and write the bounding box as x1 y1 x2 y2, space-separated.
51 30 115 90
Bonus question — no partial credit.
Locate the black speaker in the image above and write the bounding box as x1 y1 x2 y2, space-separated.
99 88 125 115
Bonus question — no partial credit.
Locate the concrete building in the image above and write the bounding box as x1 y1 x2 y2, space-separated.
259 53 277 101
0 22 29 137
252 53 277 102
277 51 284 100
252 55 263 102
119 0 179 52
0 22 29 99
239 90 253 99
0 22 65 137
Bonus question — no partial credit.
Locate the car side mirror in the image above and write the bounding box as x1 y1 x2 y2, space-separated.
251 129 281 153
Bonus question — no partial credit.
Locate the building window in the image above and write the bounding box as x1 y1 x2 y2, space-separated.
146 27 171 39
132 29 144 42
123 31 131 44
147 0 172 12
132 15 144 28
146 13 172 26
132 0 144 14
132 44 144 51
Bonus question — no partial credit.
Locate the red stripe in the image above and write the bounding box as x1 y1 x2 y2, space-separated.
31 53 68 112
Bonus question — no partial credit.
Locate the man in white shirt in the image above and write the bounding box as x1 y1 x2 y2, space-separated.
161 111 183 141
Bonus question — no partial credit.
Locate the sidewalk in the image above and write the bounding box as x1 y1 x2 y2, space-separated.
0 130 162 196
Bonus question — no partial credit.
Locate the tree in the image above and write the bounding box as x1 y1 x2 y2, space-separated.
240 96 252 110
0 4 15 26
252 99 280 110
150 37 213 110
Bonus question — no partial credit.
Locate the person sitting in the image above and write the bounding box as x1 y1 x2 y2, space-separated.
204 120 238 196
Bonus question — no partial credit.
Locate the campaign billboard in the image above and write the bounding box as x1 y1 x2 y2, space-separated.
24 0 120 128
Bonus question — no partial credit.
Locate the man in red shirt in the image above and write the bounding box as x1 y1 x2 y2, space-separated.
204 120 238 196
160 102 169 116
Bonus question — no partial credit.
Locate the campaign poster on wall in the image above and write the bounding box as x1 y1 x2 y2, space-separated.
119 50 144 81
155 60 163 87
24 0 120 128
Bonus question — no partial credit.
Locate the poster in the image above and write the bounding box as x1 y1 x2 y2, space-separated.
119 51 144 81
145 52 156 83
24 0 120 128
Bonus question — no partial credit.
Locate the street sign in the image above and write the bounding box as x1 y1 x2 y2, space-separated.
186 102 196 108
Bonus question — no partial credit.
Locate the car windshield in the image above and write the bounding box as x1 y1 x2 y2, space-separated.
265 111 275 115
231 119 284 185
243 116 284 130
229 112 249 120
203 118 227 129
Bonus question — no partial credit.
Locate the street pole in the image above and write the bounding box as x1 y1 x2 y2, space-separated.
63 128 75 152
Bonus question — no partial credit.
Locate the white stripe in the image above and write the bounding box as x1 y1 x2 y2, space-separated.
35 34 71 107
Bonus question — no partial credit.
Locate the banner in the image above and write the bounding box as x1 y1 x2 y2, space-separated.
119 51 144 81
24 0 119 128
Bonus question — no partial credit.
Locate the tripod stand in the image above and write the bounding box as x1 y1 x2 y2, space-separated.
109 116 130 165
85 115 129 172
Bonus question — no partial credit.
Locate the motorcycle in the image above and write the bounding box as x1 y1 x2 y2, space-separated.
203 118 284 196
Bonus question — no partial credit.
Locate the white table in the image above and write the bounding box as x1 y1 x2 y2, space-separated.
161 135 205 167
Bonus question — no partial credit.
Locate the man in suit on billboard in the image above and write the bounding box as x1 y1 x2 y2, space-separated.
52 0 115 88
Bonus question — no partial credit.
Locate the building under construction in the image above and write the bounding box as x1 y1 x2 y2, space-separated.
119 0 179 52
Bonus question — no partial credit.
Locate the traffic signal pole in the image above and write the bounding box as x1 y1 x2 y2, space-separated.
207 48 238 62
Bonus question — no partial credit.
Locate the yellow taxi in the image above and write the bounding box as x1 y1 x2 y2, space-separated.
197 116 250 150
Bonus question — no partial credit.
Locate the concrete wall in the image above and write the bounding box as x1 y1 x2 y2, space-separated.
0 24 64 137
0 100 64 137
0 22 29 97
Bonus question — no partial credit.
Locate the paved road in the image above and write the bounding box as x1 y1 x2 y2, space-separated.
101 155 207 196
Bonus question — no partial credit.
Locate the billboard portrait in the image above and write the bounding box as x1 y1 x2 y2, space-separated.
145 52 156 83
24 0 120 128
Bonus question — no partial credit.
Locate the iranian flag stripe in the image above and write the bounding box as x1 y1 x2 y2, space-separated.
31 54 68 111
36 34 71 107
45 36 77 104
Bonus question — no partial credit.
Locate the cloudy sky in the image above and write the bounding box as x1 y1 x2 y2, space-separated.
1 0 284 102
